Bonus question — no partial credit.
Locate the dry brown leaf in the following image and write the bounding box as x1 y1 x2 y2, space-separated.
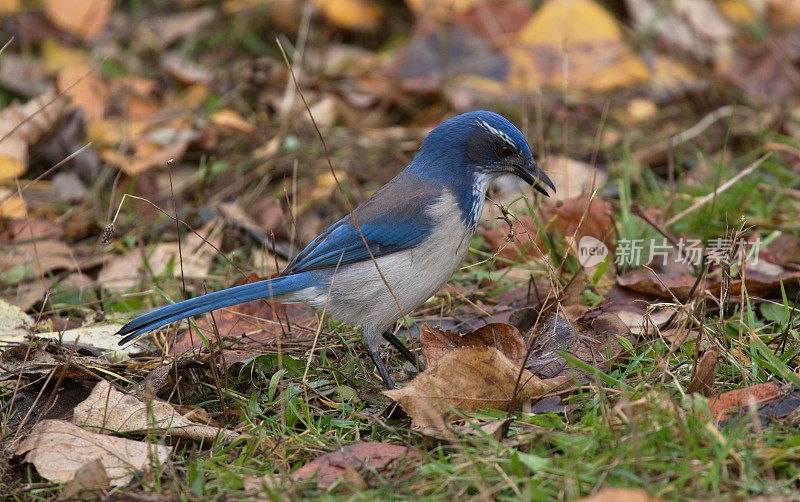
480 194 615 268
99 219 222 292
136 7 218 48
43 0 113 40
16 419 171 486
102 139 190 176
599 284 676 336
0 88 69 181
73 380 242 443
508 0 649 91
0 239 76 281
687 349 719 396
56 64 107 120
59 458 111 500
210 109 257 135
384 347 569 426
290 442 419 489
707 382 784 421
421 323 526 370
577 488 662 502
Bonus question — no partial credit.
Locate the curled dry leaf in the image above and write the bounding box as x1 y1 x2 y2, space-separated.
16 419 171 487
59 458 111 500
600 284 677 336
686 349 719 396
73 380 242 443
290 442 419 489
526 307 635 379
420 322 526 369
384 347 570 426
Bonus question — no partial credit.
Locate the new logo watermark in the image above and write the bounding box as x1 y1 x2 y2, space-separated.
577 237 761 267
577 236 608 267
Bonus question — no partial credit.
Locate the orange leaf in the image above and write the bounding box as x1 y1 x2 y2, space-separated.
43 0 113 40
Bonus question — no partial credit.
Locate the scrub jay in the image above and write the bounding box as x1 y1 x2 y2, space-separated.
117 110 554 388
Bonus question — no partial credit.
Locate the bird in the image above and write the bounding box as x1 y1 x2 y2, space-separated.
116 110 554 388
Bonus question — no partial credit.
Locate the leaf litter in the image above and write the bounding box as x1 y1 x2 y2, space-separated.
2 0 800 498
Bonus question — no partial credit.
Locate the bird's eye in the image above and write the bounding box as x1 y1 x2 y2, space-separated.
499 145 515 158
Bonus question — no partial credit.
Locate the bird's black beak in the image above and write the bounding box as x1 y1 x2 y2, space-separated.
515 159 555 196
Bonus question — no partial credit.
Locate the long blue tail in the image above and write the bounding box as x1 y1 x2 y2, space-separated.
117 273 312 345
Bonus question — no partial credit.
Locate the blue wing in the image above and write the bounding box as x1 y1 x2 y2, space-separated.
283 173 440 275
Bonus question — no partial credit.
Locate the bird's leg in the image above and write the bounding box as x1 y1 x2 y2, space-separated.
364 329 395 389
382 331 424 371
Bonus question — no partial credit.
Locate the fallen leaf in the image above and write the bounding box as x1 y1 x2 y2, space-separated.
312 0 382 31
59 458 110 500
577 488 663 502
599 284 676 336
40 38 89 73
42 0 113 40
384 347 570 426
525 307 635 379
421 322 526 370
480 194 615 268
210 109 257 135
0 88 69 181
0 188 26 218
762 233 800 267
73 380 242 443
708 381 784 420
101 139 190 176
56 64 107 120
135 7 218 48
508 0 649 91
687 349 719 396
0 239 77 283
544 156 609 202
16 419 171 486
626 0 733 61
290 442 419 489
99 219 222 293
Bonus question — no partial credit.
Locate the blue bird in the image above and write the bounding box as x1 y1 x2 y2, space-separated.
117 110 554 388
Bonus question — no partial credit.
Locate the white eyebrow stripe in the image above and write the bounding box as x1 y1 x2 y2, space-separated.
477 120 515 147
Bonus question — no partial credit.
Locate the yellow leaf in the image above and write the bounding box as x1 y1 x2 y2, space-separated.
0 188 27 219
508 0 649 91
40 38 88 74
718 0 758 24
57 64 108 120
0 148 26 181
312 0 381 30
43 0 113 40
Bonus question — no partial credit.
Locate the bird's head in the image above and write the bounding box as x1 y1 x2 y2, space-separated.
415 110 555 196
